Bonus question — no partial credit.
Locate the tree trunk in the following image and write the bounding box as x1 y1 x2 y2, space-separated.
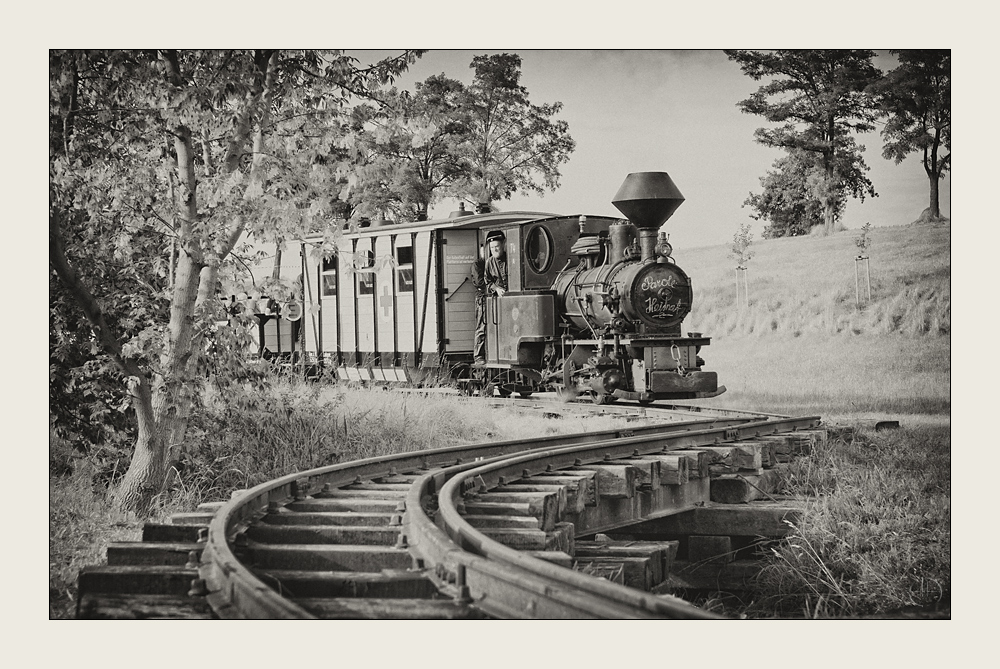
928 173 941 219
823 201 835 235
822 151 836 235
924 137 944 220
116 243 203 511
113 110 206 513
110 375 164 511
150 52 275 496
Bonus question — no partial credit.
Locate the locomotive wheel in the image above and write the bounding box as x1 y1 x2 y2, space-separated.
565 357 616 405
596 392 618 405
563 359 580 392
453 363 474 396
592 389 618 405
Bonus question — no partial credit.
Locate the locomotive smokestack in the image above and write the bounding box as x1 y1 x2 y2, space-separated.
612 172 685 262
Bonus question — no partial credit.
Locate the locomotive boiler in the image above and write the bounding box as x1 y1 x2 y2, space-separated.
538 171 721 403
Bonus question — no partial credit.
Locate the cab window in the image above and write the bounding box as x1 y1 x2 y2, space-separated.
525 225 553 274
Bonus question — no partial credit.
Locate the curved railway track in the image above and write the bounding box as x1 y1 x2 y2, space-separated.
77 401 824 619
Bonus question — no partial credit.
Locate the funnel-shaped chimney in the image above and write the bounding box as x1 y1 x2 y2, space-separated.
611 172 685 229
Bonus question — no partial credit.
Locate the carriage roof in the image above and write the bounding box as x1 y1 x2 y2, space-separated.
313 210 553 241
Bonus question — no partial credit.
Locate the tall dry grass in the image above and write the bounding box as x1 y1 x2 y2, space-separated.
49 382 645 618
50 435 141 619
178 382 644 498
681 221 950 338
747 424 951 618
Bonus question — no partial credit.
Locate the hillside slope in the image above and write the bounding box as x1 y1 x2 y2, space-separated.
676 222 950 340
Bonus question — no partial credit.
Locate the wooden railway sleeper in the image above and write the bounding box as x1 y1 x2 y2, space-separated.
423 418 821 618
79 412 819 618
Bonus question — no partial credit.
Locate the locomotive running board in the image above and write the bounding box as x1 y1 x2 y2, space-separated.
613 384 727 402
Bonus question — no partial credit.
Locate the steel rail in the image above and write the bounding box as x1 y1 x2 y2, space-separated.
427 415 821 619
198 413 763 618
403 475 674 619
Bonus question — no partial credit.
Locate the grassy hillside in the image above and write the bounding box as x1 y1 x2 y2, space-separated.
672 222 951 419
680 221 950 338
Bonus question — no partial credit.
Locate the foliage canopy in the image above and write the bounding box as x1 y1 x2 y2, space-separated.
726 49 880 236
345 53 575 219
50 49 421 511
869 50 950 220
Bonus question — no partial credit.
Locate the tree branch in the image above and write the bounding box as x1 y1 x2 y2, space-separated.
49 211 145 380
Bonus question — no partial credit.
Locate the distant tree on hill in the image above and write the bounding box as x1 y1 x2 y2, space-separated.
747 145 877 238
746 150 827 237
868 50 950 221
457 53 575 211
726 49 880 235
855 222 873 257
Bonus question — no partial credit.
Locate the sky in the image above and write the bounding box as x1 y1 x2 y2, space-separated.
350 49 950 250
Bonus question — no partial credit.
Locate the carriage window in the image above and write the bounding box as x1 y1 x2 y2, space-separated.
396 245 414 293
353 249 374 270
525 225 553 273
357 270 375 295
321 255 337 297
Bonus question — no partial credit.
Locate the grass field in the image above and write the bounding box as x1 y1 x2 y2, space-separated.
697 333 950 419
49 220 951 619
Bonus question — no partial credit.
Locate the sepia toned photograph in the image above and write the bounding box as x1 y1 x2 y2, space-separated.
49 48 950 625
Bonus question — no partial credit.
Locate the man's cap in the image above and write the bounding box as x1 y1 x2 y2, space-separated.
485 230 506 244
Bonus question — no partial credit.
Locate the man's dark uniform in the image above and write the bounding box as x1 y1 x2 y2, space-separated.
471 254 487 362
484 256 508 297
473 231 509 364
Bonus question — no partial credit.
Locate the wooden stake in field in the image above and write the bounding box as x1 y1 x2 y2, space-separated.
735 266 750 309
855 255 871 306
729 223 754 309
854 223 873 306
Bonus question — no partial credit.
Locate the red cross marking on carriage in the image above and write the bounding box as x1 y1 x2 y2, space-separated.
379 285 393 318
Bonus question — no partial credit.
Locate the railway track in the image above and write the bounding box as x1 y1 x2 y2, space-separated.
77 402 824 619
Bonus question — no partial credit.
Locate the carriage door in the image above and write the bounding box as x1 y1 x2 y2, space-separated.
441 230 478 354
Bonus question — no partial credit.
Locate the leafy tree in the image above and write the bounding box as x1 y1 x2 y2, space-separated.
50 49 419 512
49 220 168 465
747 149 857 238
729 222 754 268
726 50 880 235
855 222 873 257
869 50 950 221
347 75 470 222
458 53 575 211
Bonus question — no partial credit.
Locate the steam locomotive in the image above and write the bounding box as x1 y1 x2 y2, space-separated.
239 171 723 404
